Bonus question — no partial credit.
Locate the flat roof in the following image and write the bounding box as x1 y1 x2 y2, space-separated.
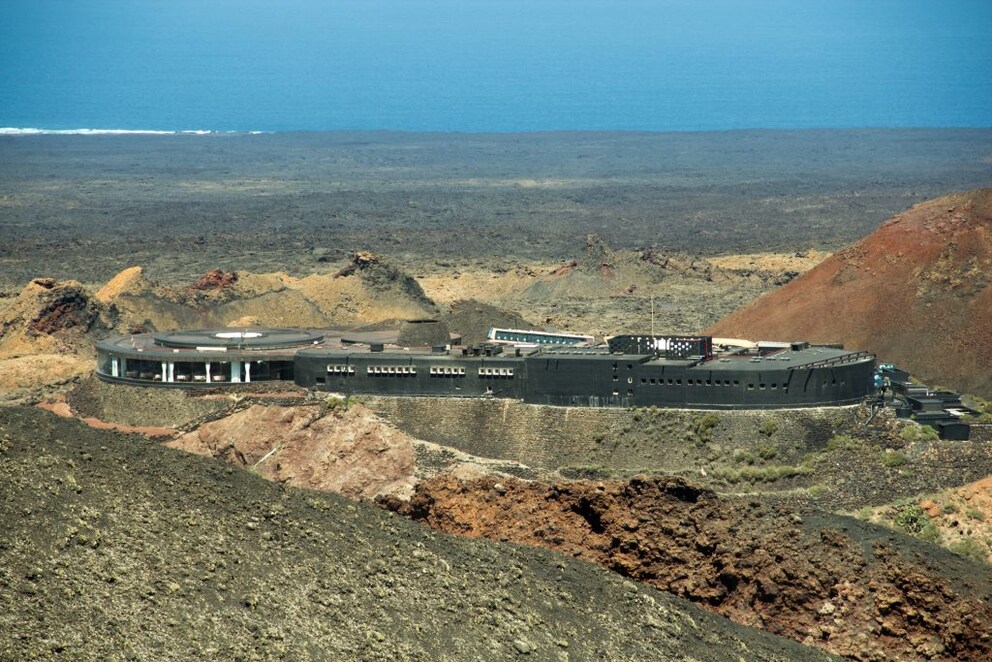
96 328 871 370
695 345 871 372
153 327 325 350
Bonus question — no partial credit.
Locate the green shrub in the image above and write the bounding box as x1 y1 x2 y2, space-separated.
894 505 941 543
894 505 929 534
966 508 986 522
880 451 909 468
685 413 721 444
325 396 349 412
758 418 779 437
918 524 942 544
826 434 862 451
899 426 919 442
714 468 741 484
324 395 368 413
692 413 721 436
808 484 831 497
732 449 756 465
943 502 960 515
756 443 778 461
949 537 988 563
900 424 940 442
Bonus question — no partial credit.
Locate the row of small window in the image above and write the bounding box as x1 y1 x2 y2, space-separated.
640 377 740 386
368 366 418 375
355 365 517 378
495 333 583 344
479 367 514 377
639 377 788 391
430 366 466 376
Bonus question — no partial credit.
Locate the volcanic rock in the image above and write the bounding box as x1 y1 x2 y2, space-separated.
440 299 535 344
708 189 992 397
0 279 112 402
88 255 438 331
295 252 438 324
521 235 790 306
385 473 992 660
94 266 150 304
0 406 830 660
0 278 106 356
190 268 239 291
522 234 636 300
396 318 451 348
168 404 417 501
333 250 383 277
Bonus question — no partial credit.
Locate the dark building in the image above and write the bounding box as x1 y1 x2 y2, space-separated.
294 336 876 409
97 327 877 410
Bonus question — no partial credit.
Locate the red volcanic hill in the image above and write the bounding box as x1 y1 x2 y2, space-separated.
707 189 992 397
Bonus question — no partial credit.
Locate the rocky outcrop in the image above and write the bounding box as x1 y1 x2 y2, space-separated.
525 235 812 303
439 299 534 345
0 278 108 357
0 279 111 402
294 254 438 324
86 256 438 332
190 268 238 292
396 319 450 348
523 234 639 299
709 189 992 397
384 474 992 660
168 404 417 500
94 266 150 303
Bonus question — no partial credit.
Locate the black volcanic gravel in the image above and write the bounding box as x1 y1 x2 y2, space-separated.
0 406 831 661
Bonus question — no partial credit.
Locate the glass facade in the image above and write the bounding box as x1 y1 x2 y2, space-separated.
96 351 295 385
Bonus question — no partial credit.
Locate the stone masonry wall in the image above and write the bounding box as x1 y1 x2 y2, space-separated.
368 396 863 475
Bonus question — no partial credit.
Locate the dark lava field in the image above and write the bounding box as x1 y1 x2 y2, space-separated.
2 129 991 287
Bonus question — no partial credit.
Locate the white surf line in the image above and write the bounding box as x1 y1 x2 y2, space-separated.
0 127 268 136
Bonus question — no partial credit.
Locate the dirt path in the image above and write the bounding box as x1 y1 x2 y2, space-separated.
37 396 176 438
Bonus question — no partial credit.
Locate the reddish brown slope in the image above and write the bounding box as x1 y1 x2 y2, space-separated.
708 189 992 396
384 474 992 660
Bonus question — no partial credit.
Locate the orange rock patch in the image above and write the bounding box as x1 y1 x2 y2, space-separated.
168 404 416 500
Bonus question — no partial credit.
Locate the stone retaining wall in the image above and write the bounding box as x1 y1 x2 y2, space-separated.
368 396 862 474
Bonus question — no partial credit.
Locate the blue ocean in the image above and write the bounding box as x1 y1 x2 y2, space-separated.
1 0 990 133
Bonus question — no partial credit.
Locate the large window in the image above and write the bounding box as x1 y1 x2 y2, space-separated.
247 360 294 381
123 358 162 381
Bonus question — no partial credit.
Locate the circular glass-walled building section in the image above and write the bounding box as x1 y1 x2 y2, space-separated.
95 328 325 387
